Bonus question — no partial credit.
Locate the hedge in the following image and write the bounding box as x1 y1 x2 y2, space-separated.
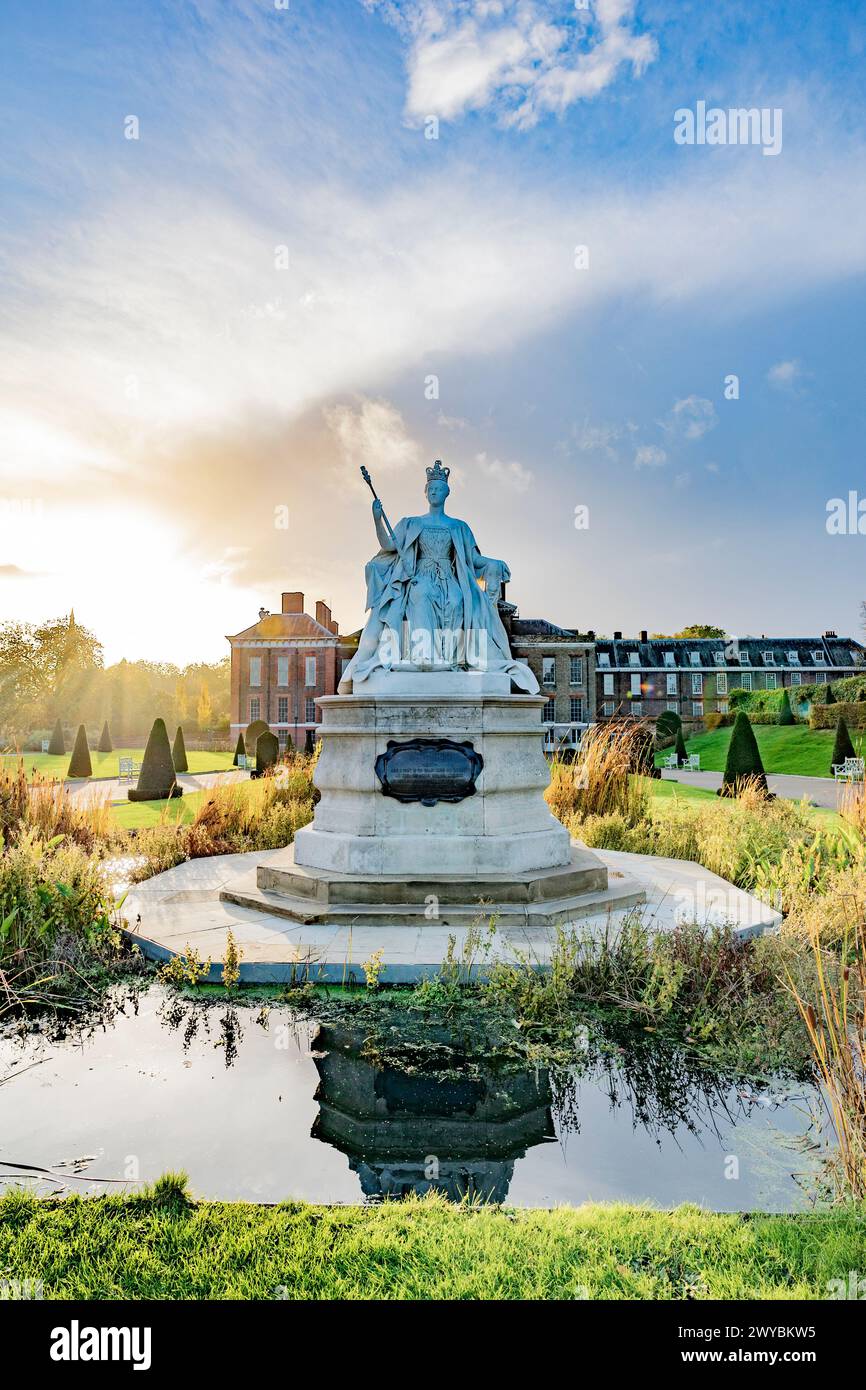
810 699 866 731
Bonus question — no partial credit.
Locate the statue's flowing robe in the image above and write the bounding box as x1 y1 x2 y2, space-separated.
340 514 538 693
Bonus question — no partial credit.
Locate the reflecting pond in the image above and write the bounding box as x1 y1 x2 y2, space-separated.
0 986 822 1210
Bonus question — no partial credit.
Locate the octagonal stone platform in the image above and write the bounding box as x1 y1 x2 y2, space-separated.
218 840 645 931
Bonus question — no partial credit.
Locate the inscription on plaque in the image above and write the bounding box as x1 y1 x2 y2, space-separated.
374 738 483 806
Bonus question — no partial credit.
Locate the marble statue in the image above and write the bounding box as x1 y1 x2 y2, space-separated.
339 461 539 693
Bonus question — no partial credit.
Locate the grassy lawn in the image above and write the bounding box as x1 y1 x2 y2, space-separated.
2 1184 864 1299
109 790 211 829
1 748 235 782
656 724 846 778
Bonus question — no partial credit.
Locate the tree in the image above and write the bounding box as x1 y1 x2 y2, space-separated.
233 732 246 767
831 716 857 773
655 710 681 746
0 613 102 732
824 683 836 705
47 717 65 755
254 730 279 778
305 729 315 755
719 712 768 796
196 682 213 734
777 689 795 725
67 724 93 778
172 725 188 773
674 725 688 765
128 718 182 801
98 720 112 753
673 624 726 639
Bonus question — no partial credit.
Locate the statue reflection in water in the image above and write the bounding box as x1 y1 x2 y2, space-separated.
310 1023 555 1204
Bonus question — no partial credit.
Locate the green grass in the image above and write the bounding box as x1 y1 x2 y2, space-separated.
657 725 846 778
1 748 235 782
1 1184 863 1299
108 790 211 829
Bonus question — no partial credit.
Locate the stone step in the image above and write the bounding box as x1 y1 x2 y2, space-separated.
218 873 646 930
256 842 608 906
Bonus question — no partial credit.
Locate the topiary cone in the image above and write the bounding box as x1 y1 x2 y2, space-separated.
674 726 688 766
67 724 92 778
98 720 113 753
830 716 857 773
253 730 279 779
777 689 795 725
172 725 189 773
232 732 245 766
719 711 768 796
128 718 183 801
245 719 269 759
47 717 65 756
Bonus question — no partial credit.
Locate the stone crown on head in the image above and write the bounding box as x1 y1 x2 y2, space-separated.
426 459 450 483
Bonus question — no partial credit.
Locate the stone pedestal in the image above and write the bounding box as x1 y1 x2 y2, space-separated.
215 672 646 930
292 683 571 876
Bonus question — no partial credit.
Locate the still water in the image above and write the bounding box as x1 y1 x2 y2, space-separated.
0 987 821 1210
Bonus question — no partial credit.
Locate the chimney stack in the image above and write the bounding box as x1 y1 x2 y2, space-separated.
613 630 622 641
639 630 648 643
316 600 332 629
282 592 304 615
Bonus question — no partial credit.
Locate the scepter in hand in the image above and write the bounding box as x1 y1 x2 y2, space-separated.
360 465 404 559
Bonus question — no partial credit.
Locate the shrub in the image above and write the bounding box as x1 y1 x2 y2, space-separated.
831 716 857 772
172 725 189 773
825 683 836 705
67 724 92 778
245 719 269 758
655 710 681 749
305 729 315 755
47 718 65 756
232 732 245 767
704 711 731 732
128 719 182 802
777 689 795 726
719 712 768 797
98 720 113 753
811 699 866 731
254 730 280 778
630 727 659 779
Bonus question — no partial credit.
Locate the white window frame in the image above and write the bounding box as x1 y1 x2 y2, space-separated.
305 696 316 723
277 656 289 686
603 674 614 695
717 699 729 715
277 696 289 723
691 673 703 695
739 672 752 691
812 650 826 664
692 701 703 718
713 652 725 667
542 656 556 688
603 701 615 717
597 651 610 667
569 696 583 722
666 674 677 696
630 674 642 696
663 651 675 668
569 656 583 686
791 672 802 686
666 700 678 713
631 700 643 716
765 673 777 690
305 656 317 687
787 650 799 665
762 650 774 665
689 651 701 667
628 651 640 667
249 696 260 722
716 673 728 695
249 656 262 687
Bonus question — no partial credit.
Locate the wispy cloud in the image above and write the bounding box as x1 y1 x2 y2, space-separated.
474 451 534 492
366 0 657 128
767 358 804 390
634 443 667 469
662 395 718 441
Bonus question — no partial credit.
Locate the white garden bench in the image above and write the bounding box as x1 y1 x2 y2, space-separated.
661 753 678 769
833 757 864 783
118 758 141 783
686 754 701 771
236 754 248 770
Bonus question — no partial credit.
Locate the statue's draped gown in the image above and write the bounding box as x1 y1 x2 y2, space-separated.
339 512 538 693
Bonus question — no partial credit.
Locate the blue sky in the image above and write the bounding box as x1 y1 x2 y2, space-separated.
1 0 865 662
